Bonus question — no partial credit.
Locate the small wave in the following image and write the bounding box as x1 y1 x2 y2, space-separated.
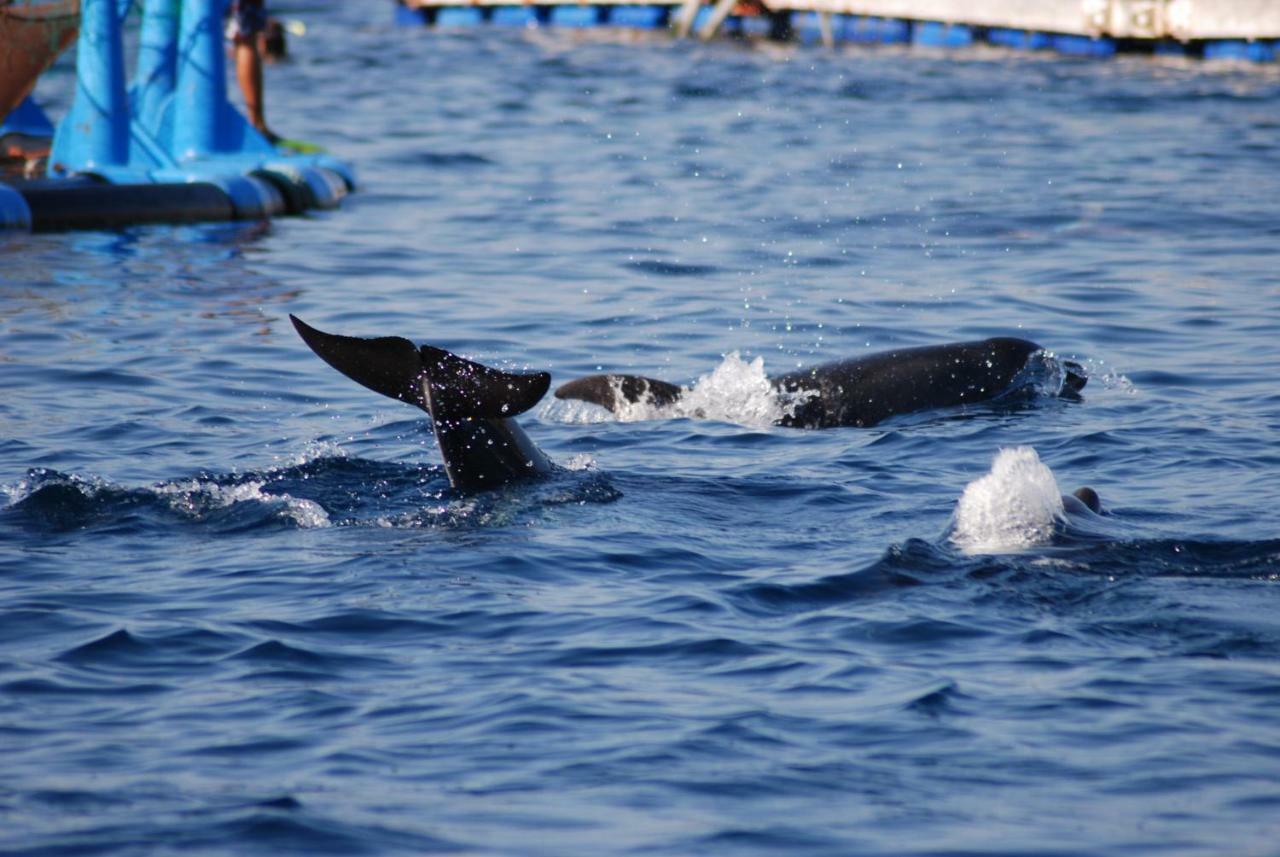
1090 539 1280 581
3 456 618 535
409 151 494 167
154 478 331 529
951 447 1067 554
729 539 939 615
2 466 333 534
623 259 724 277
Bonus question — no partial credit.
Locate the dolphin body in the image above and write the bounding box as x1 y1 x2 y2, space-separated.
555 337 1087 429
290 315 553 492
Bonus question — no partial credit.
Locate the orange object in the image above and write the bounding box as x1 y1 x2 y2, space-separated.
1 0 79 119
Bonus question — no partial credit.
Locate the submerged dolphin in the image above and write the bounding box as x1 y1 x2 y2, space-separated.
555 337 1087 429
290 315 553 492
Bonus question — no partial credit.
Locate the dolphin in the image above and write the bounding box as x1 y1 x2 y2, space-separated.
555 337 1087 429
1063 486 1102 515
290 315 553 492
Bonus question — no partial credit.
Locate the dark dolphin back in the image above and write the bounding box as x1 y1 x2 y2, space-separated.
774 337 1042 428
290 316 553 492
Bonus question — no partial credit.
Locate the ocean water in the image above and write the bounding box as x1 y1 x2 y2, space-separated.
4 6 1280 855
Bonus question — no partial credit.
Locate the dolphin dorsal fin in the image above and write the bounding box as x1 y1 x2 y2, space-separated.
290 314 427 410
419 345 550 420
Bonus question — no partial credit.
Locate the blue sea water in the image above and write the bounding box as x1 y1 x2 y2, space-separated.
4 6 1280 855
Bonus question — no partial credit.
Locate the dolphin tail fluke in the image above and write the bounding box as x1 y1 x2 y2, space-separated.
290 315 551 419
417 344 550 420
554 374 683 414
290 314 428 410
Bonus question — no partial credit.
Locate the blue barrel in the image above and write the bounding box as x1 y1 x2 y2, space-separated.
791 12 823 44
693 7 739 35
492 5 540 26
205 175 286 220
880 18 910 43
913 21 973 47
739 14 773 37
844 16 875 43
550 5 599 27
988 29 1051 50
1052 34 1116 56
253 164 348 215
437 6 485 26
394 4 429 25
608 5 667 28
0 184 33 231
849 17 909 44
1203 40 1276 62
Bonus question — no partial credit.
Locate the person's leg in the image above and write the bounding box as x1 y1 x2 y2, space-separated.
230 0 277 142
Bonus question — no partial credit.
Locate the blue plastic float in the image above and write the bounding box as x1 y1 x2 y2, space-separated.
738 13 773 37
437 5 485 26
608 5 668 29
986 27 1052 50
912 20 973 48
491 5 541 26
0 0 356 233
1203 40 1277 62
550 5 600 27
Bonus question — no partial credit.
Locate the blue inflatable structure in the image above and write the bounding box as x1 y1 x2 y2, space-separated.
1 0 355 232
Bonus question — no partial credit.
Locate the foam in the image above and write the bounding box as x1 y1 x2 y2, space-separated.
154 478 332 529
951 446 1065 554
543 352 794 429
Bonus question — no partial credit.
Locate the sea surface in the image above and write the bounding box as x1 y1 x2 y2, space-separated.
4 5 1280 855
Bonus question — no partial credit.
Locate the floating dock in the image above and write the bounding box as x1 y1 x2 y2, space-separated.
394 0 1280 59
0 0 355 233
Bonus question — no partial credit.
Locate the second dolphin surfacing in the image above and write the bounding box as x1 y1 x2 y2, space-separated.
555 337 1087 429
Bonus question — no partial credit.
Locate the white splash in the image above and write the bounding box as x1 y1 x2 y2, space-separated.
155 478 331 529
562 453 598 472
1084 359 1138 395
544 353 790 429
277 440 347 468
1014 350 1068 396
675 352 788 429
951 446 1065 554
1 475 29 507
540 398 617 425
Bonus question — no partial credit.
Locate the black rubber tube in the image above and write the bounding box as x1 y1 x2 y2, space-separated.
251 168 314 215
20 182 235 232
